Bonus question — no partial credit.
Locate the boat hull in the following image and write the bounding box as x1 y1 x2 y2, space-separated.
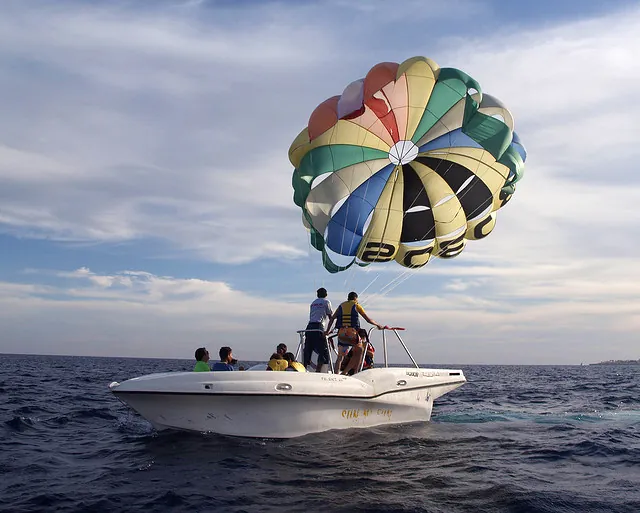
110 367 465 438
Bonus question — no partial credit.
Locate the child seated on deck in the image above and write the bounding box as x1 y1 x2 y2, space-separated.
267 353 288 371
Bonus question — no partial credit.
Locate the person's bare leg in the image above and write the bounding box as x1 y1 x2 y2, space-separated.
341 345 364 375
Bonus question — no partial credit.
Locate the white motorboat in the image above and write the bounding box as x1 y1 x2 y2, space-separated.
109 328 466 438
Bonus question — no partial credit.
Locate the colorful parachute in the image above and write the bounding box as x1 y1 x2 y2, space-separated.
289 56 526 273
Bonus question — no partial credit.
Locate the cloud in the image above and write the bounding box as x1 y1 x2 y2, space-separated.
0 0 336 260
0 267 307 358
444 8 640 185
0 266 638 364
0 1 638 267
1 2 639 363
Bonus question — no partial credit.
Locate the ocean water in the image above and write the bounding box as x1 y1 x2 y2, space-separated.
1 355 638 513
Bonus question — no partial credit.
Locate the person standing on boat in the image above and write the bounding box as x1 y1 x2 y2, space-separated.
212 346 237 371
303 287 333 372
326 292 383 375
193 347 211 372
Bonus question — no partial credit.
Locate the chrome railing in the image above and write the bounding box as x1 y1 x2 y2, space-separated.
295 326 418 374
295 329 336 374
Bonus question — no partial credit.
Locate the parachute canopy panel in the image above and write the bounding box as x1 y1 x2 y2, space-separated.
289 56 526 273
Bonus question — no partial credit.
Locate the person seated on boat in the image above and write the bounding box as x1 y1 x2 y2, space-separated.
363 338 375 370
276 343 287 357
357 328 375 369
283 352 307 372
341 329 376 374
267 353 288 371
325 292 383 374
211 346 237 371
193 347 211 372
340 328 370 375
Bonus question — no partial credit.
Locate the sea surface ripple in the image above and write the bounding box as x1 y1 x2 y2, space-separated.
1 355 639 513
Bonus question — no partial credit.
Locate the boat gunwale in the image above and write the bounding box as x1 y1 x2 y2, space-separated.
111 379 466 400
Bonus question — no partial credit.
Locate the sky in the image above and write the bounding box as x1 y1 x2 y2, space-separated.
1 0 639 365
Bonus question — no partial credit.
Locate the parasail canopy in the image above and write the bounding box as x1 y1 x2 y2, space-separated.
289 56 526 273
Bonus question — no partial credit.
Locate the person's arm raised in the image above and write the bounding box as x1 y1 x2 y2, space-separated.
359 306 383 330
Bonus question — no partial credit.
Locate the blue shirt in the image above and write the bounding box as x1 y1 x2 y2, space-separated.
212 362 234 371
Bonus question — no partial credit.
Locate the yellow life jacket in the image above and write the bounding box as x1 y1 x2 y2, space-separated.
289 361 306 372
268 358 288 371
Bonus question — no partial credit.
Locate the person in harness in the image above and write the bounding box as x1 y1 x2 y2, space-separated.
325 292 383 375
339 328 375 375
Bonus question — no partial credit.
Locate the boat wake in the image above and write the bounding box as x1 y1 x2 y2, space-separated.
433 409 640 424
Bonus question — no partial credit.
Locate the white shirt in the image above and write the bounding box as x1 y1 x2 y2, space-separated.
309 298 333 327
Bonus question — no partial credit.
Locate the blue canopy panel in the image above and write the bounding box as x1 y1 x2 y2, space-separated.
326 164 395 256
510 131 527 161
418 127 483 154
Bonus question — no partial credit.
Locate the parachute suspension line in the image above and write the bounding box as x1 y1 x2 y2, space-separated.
360 264 421 309
360 278 400 308
372 268 420 305
290 59 526 306
362 260 426 309
358 164 403 303
366 114 476 305
366 141 507 306
359 274 381 297
372 271 413 301
357 170 405 298
363 143 455 307
361 157 433 306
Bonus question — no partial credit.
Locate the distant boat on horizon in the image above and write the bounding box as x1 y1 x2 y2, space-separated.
589 359 640 366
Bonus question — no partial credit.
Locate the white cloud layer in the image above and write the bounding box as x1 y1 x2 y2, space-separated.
1 1 639 363
0 266 638 364
1 3 636 258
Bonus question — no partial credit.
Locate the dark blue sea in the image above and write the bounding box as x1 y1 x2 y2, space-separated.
1 355 638 513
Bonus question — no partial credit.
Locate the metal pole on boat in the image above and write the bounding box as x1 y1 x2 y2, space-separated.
382 329 388 368
297 329 336 373
357 342 369 373
327 334 335 374
295 331 305 362
392 329 419 368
